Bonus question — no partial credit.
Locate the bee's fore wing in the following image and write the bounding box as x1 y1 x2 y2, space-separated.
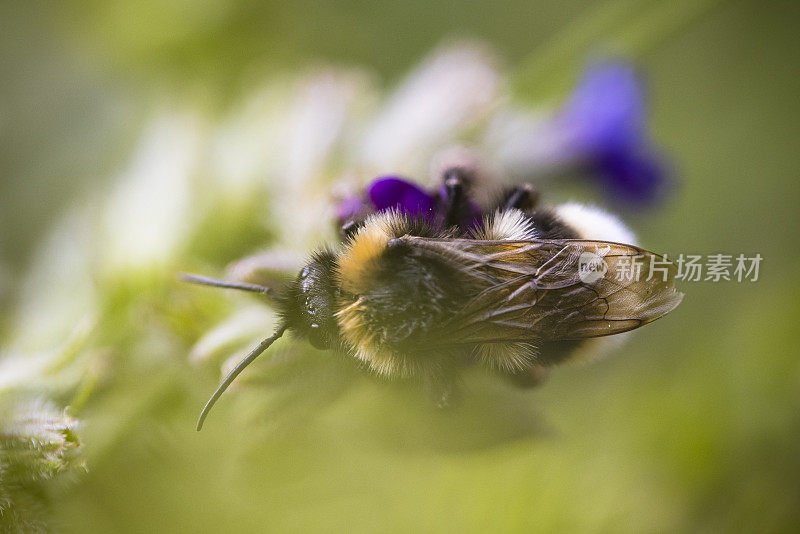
403 237 683 342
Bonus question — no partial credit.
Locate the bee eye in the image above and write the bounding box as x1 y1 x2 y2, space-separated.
307 323 330 350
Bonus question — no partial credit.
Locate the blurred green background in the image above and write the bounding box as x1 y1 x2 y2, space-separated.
1 0 799 532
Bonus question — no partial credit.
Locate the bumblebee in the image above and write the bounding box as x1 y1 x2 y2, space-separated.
184 170 683 430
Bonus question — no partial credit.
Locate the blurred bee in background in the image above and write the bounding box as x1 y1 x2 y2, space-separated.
183 155 683 430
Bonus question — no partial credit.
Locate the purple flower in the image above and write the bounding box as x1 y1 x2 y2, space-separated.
559 60 668 205
335 194 369 224
335 176 436 230
335 175 483 232
367 176 435 216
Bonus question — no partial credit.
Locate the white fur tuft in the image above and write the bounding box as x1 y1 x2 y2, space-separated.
555 203 636 244
476 209 538 241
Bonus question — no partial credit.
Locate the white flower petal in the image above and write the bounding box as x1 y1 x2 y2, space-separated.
358 43 500 178
483 106 574 180
9 208 96 352
189 305 276 364
211 82 292 191
104 112 203 269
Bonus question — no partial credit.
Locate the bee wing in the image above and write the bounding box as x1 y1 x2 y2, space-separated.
401 236 683 343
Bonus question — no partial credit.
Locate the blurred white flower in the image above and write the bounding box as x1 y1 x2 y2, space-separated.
103 112 203 270
9 209 96 352
357 43 500 175
189 305 276 364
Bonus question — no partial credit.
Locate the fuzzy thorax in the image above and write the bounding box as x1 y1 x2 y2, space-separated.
337 211 398 295
335 211 438 377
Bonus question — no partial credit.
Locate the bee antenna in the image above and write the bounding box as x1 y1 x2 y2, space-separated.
179 272 272 296
196 324 287 431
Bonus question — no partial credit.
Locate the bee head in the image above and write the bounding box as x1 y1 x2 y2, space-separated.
182 251 342 430
281 250 340 350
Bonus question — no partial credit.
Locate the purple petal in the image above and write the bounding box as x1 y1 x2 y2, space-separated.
559 59 668 206
594 147 669 205
367 176 435 216
561 60 644 153
336 195 368 222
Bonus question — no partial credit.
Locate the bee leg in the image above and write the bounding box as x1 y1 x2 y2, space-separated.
340 218 364 240
506 364 549 388
499 183 539 212
442 168 473 227
505 339 584 388
423 369 460 408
